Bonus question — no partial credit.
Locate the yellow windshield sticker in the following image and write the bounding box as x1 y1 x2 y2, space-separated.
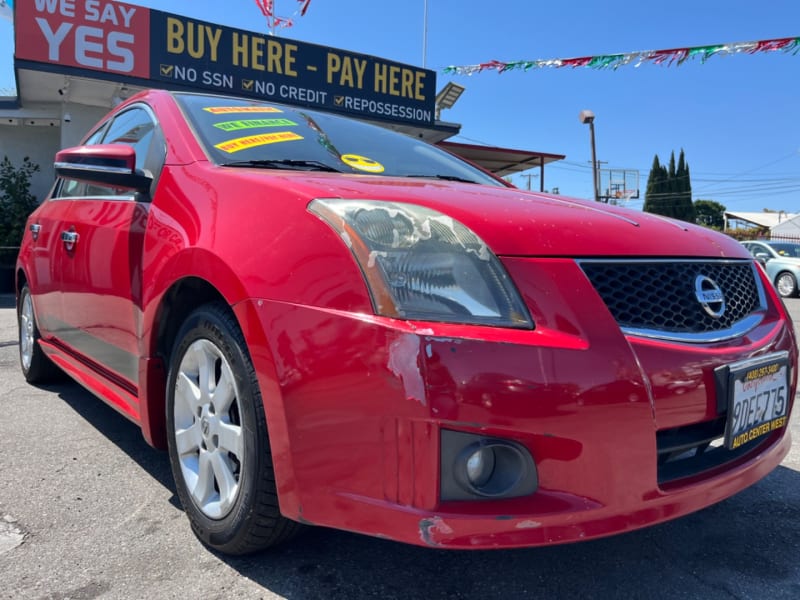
341 154 385 173
204 106 284 114
215 132 304 153
214 119 298 132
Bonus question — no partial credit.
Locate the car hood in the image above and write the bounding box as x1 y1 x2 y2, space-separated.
237 170 748 259
771 256 800 264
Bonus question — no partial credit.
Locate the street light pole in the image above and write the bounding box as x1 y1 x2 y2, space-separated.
422 0 428 68
589 120 600 203
579 110 601 203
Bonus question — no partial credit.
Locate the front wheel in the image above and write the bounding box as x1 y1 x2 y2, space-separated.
775 271 798 298
166 303 301 554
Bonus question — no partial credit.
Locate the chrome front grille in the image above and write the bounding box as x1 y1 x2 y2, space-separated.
579 260 764 342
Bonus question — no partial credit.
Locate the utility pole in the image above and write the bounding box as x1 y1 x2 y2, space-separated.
519 173 536 190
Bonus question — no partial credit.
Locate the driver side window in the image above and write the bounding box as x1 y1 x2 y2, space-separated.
102 108 156 174
55 107 157 199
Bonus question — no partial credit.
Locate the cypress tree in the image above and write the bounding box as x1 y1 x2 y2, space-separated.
643 149 695 223
675 149 695 222
643 155 664 214
668 151 677 197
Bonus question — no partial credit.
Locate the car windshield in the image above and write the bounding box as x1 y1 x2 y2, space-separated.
768 242 800 257
173 93 503 186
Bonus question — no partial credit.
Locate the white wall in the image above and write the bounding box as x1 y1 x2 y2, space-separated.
772 216 800 239
60 102 108 149
0 102 110 204
0 122 59 204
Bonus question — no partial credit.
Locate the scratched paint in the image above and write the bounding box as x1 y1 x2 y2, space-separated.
515 520 542 529
418 516 454 546
387 335 426 405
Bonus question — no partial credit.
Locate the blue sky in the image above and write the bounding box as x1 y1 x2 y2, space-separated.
3 0 799 213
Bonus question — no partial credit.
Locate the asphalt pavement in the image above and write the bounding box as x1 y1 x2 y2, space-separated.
1 292 800 599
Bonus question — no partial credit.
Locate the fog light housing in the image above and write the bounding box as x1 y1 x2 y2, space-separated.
441 430 538 501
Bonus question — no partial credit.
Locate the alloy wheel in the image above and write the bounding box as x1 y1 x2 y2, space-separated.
776 273 796 298
173 339 244 519
19 292 35 372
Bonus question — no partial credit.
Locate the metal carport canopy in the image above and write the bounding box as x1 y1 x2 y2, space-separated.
436 140 565 187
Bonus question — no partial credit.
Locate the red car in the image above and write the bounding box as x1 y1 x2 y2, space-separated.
15 90 797 554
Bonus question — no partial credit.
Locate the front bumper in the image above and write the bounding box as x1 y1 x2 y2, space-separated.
234 258 796 549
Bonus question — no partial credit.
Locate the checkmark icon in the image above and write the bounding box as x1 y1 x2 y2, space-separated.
160 64 174 77
242 79 254 91
334 96 344 106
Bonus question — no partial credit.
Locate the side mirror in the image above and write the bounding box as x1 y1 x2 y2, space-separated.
754 252 770 265
54 144 153 196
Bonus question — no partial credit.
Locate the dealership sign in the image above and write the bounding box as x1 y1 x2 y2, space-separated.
16 0 436 125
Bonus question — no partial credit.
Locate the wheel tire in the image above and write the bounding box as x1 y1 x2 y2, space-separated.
166 303 301 555
18 284 61 383
775 272 798 298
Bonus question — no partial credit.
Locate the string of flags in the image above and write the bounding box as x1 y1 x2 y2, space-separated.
443 36 800 75
254 0 311 30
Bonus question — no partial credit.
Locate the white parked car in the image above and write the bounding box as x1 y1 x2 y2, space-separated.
741 240 800 298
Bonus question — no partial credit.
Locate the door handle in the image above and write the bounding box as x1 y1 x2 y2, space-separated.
61 230 79 250
29 223 41 241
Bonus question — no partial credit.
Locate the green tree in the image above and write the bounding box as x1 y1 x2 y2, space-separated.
0 156 40 250
643 154 668 214
643 149 694 223
694 199 727 229
668 151 677 196
673 149 695 222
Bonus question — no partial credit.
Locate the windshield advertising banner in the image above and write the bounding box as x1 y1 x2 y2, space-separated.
15 0 436 126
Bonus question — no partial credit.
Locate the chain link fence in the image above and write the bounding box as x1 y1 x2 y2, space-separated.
725 229 800 244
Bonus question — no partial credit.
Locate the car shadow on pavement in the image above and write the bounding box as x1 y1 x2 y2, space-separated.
0 294 15 309
47 380 178 505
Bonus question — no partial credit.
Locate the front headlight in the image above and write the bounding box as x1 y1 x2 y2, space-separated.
309 199 533 328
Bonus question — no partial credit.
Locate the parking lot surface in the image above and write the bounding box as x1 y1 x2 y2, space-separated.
1 293 800 599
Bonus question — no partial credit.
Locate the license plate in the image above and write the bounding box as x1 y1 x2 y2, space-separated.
721 353 790 450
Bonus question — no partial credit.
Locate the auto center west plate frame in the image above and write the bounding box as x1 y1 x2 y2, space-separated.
716 351 791 450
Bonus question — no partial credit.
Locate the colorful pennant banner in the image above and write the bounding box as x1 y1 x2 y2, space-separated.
443 36 800 75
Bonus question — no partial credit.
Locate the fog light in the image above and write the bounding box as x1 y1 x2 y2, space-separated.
466 447 496 487
440 429 538 501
